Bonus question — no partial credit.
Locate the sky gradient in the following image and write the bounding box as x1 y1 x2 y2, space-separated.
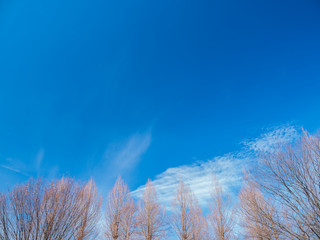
1 0 320 197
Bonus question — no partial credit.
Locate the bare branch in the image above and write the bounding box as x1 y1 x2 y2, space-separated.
208 176 236 240
105 177 137 240
171 180 207 240
136 179 167 240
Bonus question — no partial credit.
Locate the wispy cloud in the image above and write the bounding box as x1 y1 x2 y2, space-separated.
132 154 246 209
0 158 31 177
0 149 59 180
93 130 152 193
132 125 299 209
104 131 151 175
243 124 298 153
0 164 30 177
34 149 45 172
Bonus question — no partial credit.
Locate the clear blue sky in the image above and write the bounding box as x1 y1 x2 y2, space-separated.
1 0 320 193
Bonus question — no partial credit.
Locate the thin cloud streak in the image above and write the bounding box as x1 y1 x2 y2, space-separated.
93 130 152 194
0 149 61 181
243 124 298 153
104 131 152 175
132 125 299 210
0 164 30 177
132 154 246 209
35 149 45 172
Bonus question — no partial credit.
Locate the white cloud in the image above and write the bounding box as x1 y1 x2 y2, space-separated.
132 125 299 210
35 149 45 171
0 164 30 176
0 158 30 177
0 149 58 180
104 131 152 175
243 124 298 153
93 130 152 193
132 154 246 209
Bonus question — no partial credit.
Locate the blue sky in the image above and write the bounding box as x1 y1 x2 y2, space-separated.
1 0 320 199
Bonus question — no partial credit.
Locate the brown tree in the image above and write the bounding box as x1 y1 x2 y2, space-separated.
0 193 11 239
6 178 44 240
136 179 167 240
208 176 236 240
244 130 320 239
0 177 101 240
120 197 137 240
239 176 282 240
190 198 208 240
105 176 137 240
171 180 207 240
75 179 102 240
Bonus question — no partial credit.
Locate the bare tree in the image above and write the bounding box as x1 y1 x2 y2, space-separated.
0 193 11 240
8 178 46 240
120 198 137 240
105 177 137 240
136 179 167 240
208 176 236 240
239 175 282 240
171 180 206 240
251 131 320 239
190 198 208 240
41 177 92 240
75 179 102 240
0 177 102 240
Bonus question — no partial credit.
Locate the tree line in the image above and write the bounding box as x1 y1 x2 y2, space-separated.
1 131 320 239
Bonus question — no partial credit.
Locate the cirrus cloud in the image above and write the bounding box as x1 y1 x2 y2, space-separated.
132 124 299 210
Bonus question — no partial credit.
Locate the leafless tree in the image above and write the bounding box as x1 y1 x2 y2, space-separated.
75 179 102 240
120 197 137 240
0 193 11 240
171 180 207 240
0 177 101 240
190 198 208 240
136 179 167 240
239 175 282 240
8 178 44 240
245 130 320 239
208 176 236 240
105 177 137 240
42 178 83 240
